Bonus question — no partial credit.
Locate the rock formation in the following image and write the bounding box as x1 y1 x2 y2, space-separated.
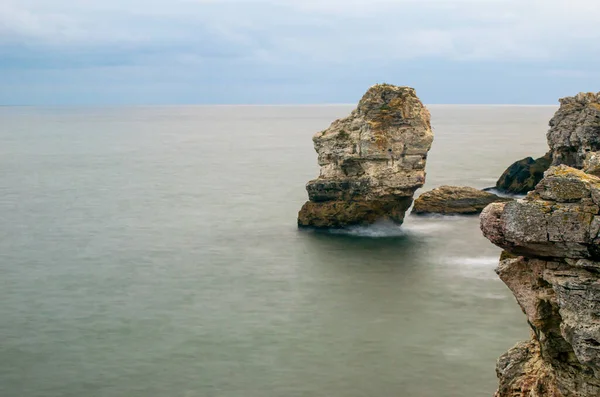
548 92 600 169
298 84 433 228
495 152 552 195
495 92 600 195
481 166 600 396
412 186 511 215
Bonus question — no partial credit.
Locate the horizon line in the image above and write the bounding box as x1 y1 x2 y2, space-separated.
0 103 559 108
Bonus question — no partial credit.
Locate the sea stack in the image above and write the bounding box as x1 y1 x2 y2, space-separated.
481 166 600 396
297 84 433 228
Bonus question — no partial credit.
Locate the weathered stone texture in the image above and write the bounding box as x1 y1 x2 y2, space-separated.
298 84 433 228
413 185 511 215
481 166 600 396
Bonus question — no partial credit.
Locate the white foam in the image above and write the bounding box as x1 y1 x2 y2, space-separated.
445 256 501 280
330 222 407 237
329 219 454 238
402 222 452 234
447 256 500 267
484 188 526 199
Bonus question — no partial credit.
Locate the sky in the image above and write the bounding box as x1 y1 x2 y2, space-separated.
1 0 599 105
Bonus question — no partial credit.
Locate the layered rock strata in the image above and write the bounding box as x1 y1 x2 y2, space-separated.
481 166 600 396
298 84 433 228
413 186 511 215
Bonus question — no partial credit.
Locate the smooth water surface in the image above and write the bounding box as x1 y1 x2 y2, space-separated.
0 105 555 397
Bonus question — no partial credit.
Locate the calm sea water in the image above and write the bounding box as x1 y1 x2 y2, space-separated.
0 105 555 397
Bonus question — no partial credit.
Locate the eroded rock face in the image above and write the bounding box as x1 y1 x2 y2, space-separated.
548 92 600 169
481 166 600 396
482 166 600 260
298 84 433 228
412 185 512 215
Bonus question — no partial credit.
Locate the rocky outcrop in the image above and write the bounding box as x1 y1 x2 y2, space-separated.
481 166 600 396
548 92 600 169
298 84 433 228
495 92 600 195
412 186 511 215
495 152 553 195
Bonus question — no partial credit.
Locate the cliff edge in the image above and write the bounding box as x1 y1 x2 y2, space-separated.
481 166 600 396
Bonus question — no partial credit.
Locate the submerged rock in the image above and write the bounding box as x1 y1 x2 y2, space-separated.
495 152 552 195
481 165 600 396
548 92 600 168
298 84 433 228
412 186 511 215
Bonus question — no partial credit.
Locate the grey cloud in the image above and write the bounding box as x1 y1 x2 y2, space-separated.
3 0 600 62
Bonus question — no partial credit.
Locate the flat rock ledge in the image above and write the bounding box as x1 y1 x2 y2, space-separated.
298 84 433 228
412 185 512 215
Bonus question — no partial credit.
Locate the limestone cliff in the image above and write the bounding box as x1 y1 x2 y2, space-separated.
298 84 433 228
548 92 600 169
481 166 600 396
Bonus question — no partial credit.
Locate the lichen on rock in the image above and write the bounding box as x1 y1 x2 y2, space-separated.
481 165 600 396
548 92 600 169
298 84 433 228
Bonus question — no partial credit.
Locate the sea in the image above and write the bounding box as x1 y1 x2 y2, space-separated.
0 105 555 397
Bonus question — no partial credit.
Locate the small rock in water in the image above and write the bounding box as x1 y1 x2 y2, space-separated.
495 152 552 195
412 185 512 215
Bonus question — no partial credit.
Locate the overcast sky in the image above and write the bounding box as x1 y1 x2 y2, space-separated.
1 0 599 105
